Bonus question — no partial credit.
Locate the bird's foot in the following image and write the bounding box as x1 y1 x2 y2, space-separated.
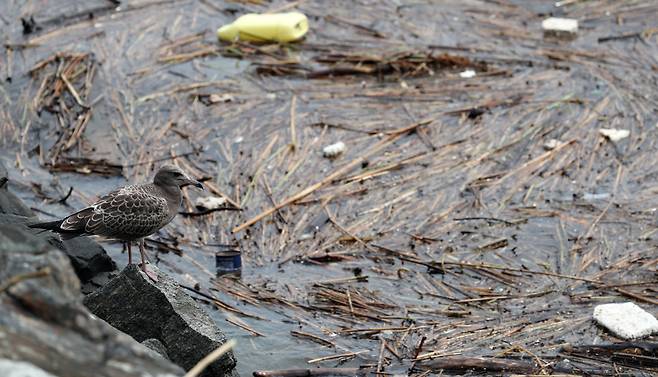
139 263 159 282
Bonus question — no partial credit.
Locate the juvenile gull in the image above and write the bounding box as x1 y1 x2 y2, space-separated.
29 165 203 280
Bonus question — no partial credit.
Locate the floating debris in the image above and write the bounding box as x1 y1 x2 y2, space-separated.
459 69 476 78
582 192 610 201
593 302 658 339
599 128 630 142
322 141 346 158
3 0 658 375
543 139 561 150
195 196 227 210
542 17 578 40
209 94 234 103
308 51 484 79
29 52 97 164
216 250 242 277
48 157 123 176
217 12 309 43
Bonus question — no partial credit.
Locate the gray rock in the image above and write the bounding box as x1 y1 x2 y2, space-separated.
0 161 7 180
142 338 171 361
0 224 184 377
0 161 34 218
0 213 117 294
84 265 238 377
61 236 118 293
0 161 117 293
0 359 59 377
0 189 33 217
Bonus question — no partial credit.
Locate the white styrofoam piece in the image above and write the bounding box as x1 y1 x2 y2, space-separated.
543 139 560 150
542 17 578 33
599 128 630 142
323 141 346 158
459 69 476 78
593 302 658 339
195 196 226 210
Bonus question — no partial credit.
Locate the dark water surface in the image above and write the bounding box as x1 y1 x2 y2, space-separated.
2 0 658 375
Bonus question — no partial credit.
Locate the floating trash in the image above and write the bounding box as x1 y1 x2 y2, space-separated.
217 12 309 43
208 94 233 104
323 141 346 158
543 139 560 150
216 250 242 277
599 128 630 142
593 302 658 339
459 69 476 78
542 17 578 40
582 192 610 201
195 196 227 210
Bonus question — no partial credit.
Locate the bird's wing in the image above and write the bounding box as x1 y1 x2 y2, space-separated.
59 186 128 234
60 185 170 239
59 206 102 234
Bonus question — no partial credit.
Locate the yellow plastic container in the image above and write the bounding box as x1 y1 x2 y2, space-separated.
217 12 309 43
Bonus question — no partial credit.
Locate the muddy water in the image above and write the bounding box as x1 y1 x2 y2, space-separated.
2 0 658 376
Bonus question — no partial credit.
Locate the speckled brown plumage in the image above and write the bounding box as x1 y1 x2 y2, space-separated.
29 165 203 281
57 184 175 241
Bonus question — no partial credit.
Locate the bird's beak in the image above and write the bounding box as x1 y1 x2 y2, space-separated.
183 174 204 190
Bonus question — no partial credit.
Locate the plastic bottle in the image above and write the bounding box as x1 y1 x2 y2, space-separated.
217 12 309 43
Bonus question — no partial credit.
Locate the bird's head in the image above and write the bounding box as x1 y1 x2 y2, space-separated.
154 165 204 189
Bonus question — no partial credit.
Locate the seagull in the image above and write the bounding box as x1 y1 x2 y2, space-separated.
29 165 203 281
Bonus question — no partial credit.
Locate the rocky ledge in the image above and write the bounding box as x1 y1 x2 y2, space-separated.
0 163 117 294
0 163 238 377
0 223 183 377
85 265 237 377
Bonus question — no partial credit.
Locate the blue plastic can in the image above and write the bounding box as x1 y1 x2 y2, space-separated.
216 250 242 277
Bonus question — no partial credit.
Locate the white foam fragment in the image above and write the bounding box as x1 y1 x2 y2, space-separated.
323 141 346 158
542 17 578 39
583 192 610 201
543 139 560 150
209 93 233 103
459 69 476 78
593 302 658 339
195 196 226 210
599 128 630 142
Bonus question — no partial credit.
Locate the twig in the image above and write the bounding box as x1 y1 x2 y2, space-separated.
123 152 196 168
453 217 515 226
398 256 601 283
307 351 368 364
179 207 242 217
346 288 354 316
253 368 368 377
376 337 386 375
615 287 658 305
0 267 51 294
183 339 236 377
414 336 427 359
179 284 265 320
418 356 541 373
232 119 433 233
57 186 74 204
289 95 297 150
598 32 642 43
226 317 264 337
290 330 335 347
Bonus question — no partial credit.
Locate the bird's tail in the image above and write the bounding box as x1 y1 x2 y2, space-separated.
28 220 79 240
28 220 61 231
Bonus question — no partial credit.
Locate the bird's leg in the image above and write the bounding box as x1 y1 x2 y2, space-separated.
139 239 146 269
127 242 132 265
138 239 158 282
